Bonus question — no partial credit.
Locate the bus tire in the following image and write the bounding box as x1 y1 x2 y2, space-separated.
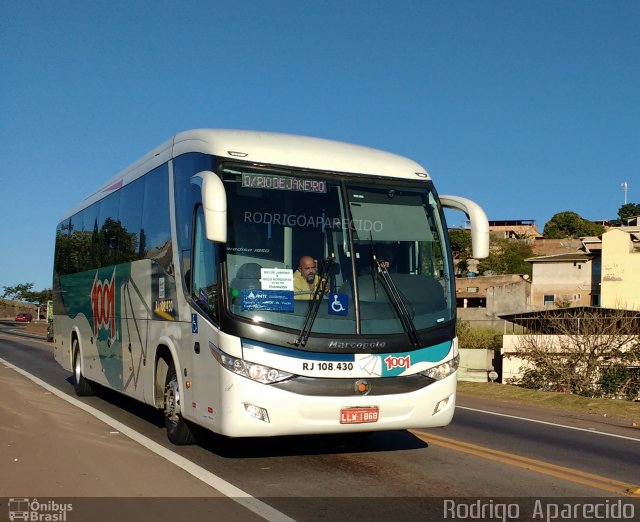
163 362 195 445
72 338 94 396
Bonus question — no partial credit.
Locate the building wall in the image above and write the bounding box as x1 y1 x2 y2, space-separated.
501 332 638 383
530 260 593 307
486 280 530 316
501 334 566 382
600 229 640 310
457 307 507 329
456 274 525 306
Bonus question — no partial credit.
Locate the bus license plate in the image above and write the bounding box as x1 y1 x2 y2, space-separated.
340 406 379 424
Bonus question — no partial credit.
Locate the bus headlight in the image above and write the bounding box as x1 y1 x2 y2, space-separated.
211 345 293 384
420 353 460 381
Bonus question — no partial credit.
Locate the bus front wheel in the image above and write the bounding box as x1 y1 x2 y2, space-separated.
72 338 94 396
163 362 195 445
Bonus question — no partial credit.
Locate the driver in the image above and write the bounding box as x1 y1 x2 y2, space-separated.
293 255 328 300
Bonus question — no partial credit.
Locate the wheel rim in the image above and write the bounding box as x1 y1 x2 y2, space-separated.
164 374 180 425
73 342 81 382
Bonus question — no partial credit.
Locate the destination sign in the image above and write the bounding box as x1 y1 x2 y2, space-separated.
242 173 327 193
260 268 294 291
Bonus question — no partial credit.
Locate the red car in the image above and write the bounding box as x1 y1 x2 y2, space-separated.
15 313 33 322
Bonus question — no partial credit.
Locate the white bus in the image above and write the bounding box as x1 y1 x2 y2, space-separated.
53 129 488 444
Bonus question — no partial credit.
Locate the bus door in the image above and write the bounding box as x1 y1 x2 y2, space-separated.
119 260 152 399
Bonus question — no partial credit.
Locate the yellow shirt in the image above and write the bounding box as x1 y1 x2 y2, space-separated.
293 271 322 300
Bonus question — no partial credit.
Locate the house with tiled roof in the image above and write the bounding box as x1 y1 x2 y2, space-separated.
525 227 640 310
525 252 597 308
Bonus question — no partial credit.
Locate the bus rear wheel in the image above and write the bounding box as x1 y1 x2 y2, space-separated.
72 338 94 396
163 362 195 445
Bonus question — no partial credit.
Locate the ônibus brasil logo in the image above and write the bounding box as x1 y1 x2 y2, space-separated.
91 269 116 339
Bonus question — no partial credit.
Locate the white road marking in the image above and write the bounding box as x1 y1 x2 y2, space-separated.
457 405 640 442
0 356 296 522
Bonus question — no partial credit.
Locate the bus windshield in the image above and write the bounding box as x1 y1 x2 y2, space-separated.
222 165 453 336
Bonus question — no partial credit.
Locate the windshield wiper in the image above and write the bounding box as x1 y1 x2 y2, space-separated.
373 257 420 349
291 256 335 347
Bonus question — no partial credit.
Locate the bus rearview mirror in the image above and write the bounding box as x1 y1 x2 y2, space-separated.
191 171 227 243
439 195 489 259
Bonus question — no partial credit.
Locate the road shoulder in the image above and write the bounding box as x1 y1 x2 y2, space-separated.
0 363 221 497
456 392 640 439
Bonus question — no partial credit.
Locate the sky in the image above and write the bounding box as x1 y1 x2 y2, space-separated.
1 0 638 292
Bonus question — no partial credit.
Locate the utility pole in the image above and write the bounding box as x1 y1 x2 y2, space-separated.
621 181 628 205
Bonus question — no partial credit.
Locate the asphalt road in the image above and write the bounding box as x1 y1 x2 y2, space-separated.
1 325 639 522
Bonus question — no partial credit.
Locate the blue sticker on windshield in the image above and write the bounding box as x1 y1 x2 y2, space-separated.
328 293 349 316
199 288 209 307
241 289 294 312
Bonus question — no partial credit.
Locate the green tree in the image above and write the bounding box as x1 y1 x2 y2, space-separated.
477 238 533 276
618 203 640 221
2 283 52 304
543 211 605 239
29 288 53 305
2 283 34 300
457 319 502 350
449 229 472 256
449 229 473 276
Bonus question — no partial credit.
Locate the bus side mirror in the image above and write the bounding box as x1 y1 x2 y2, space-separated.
191 171 227 243
439 195 489 259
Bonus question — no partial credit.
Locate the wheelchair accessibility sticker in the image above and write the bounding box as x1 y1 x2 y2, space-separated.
328 293 349 315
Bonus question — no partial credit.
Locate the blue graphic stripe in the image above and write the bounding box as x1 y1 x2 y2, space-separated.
242 339 355 361
406 340 452 363
241 338 453 365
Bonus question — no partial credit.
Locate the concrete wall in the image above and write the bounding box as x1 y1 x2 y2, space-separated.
501 334 573 382
457 307 509 329
501 334 535 382
500 333 638 382
487 280 530 315
457 278 530 329
458 348 495 382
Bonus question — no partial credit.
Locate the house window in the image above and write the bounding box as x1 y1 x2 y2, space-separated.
543 294 555 306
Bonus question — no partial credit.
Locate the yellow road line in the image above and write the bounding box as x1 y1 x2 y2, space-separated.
410 429 640 496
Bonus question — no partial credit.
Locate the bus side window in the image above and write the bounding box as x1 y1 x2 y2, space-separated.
192 205 220 323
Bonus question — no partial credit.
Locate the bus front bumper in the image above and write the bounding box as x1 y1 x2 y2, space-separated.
207 371 457 438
